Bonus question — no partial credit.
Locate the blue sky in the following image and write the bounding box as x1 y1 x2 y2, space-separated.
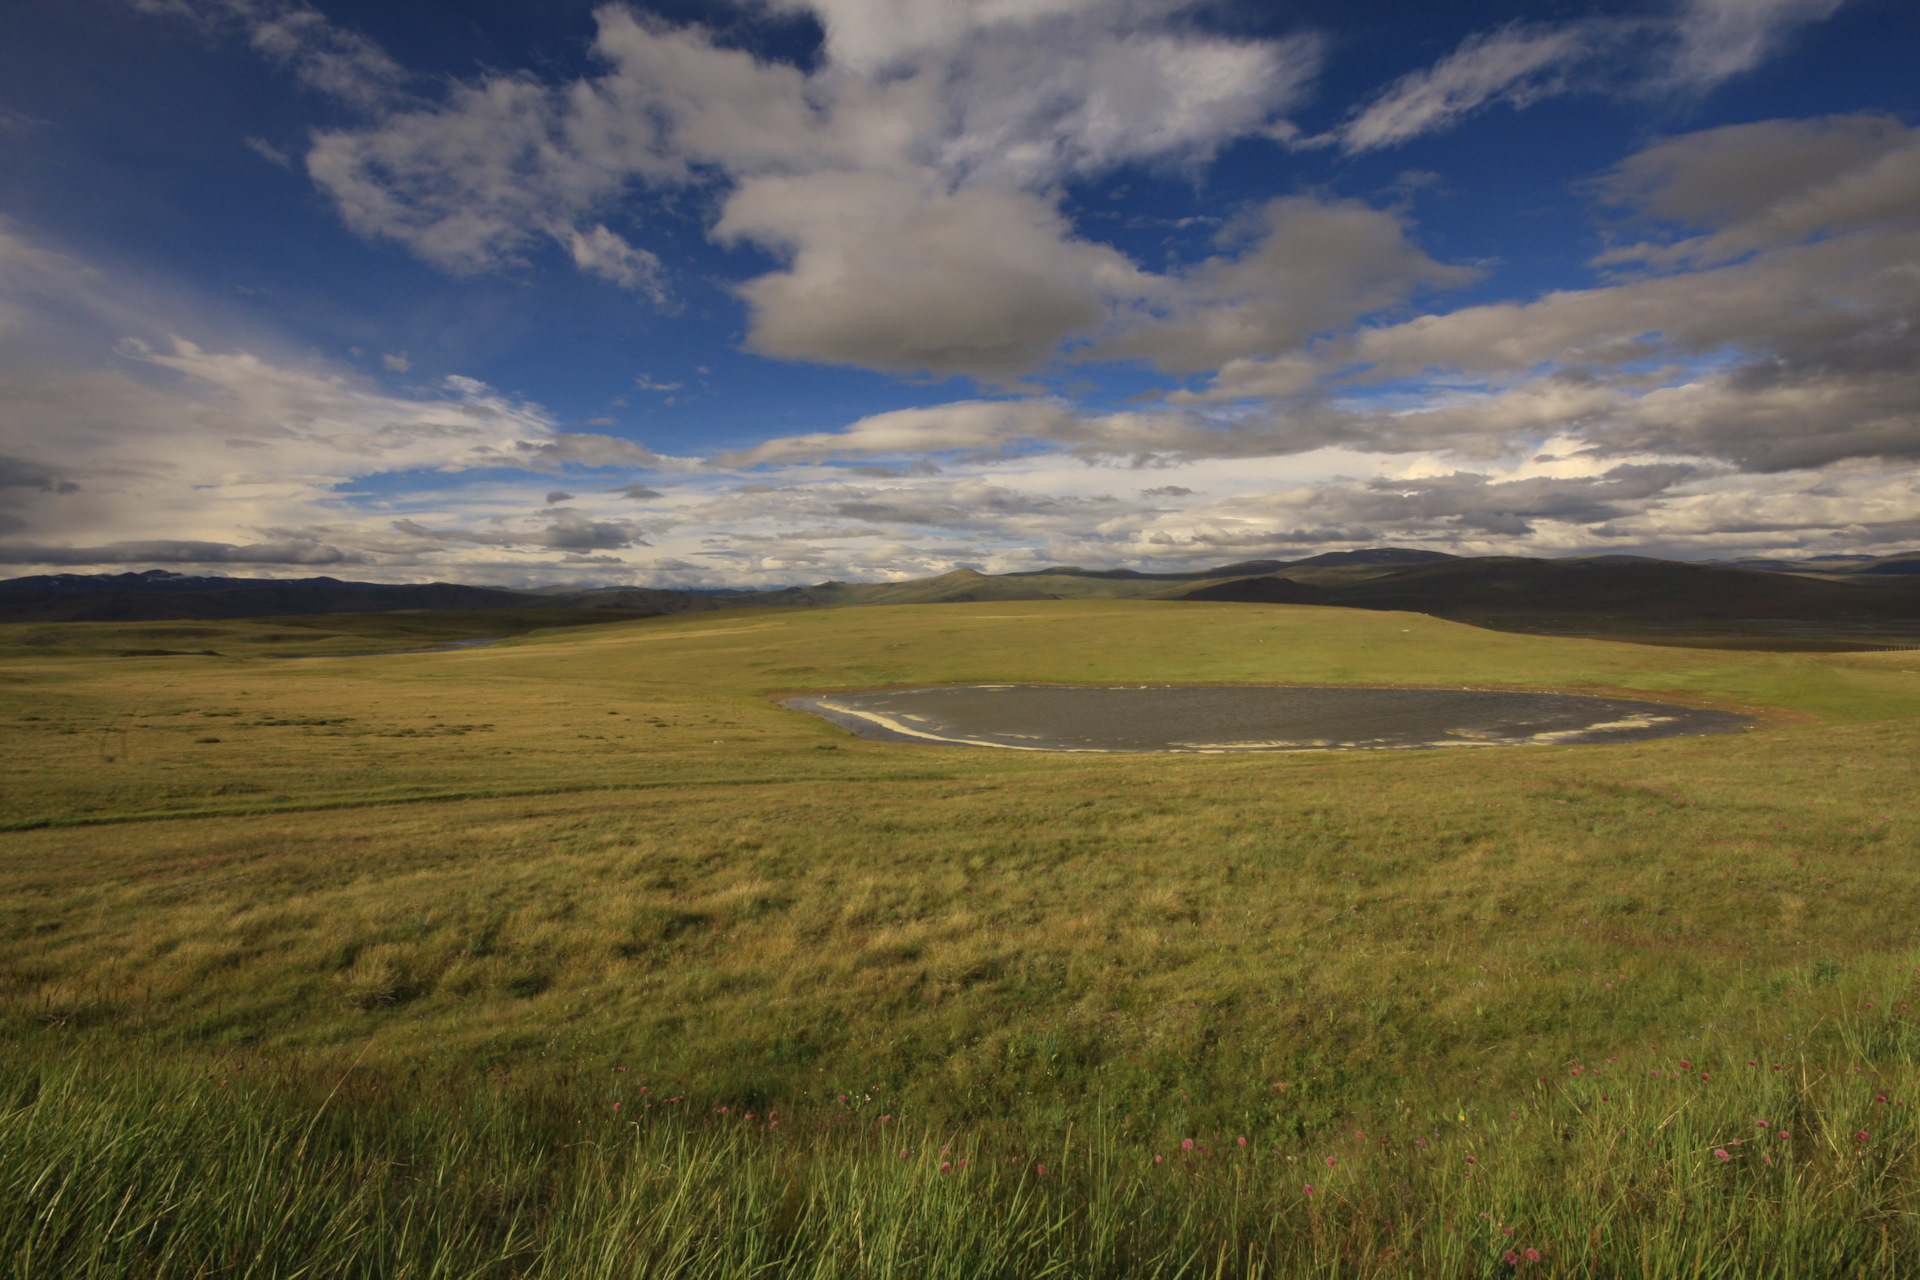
1 0 1916 586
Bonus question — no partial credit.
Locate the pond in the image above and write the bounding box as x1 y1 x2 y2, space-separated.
781 685 1752 753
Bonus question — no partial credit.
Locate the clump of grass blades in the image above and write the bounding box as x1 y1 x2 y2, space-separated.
2 1046 1916 1278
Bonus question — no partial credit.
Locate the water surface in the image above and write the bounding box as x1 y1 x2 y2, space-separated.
783 685 1751 752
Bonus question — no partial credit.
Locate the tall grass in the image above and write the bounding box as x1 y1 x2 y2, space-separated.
3 1037 1915 1278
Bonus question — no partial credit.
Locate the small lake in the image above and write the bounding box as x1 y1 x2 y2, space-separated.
782 685 1753 752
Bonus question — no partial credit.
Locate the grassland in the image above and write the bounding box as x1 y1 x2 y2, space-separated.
3 600 1919 1276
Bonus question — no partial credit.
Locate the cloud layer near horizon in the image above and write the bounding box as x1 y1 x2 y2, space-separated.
2 0 1916 586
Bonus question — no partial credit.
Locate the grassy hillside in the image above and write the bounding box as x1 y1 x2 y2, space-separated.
3 601 1918 1274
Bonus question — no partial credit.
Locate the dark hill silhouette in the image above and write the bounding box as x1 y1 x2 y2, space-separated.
1298 557 1920 622
0 570 731 623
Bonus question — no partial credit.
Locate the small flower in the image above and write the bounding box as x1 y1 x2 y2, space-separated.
1325 1156 1336 1166
1701 1073 1712 1082
1504 1250 1520 1266
1303 1184 1314 1196
1036 1164 1046 1175
1714 1148 1730 1161
1465 1155 1476 1164
899 1149 909 1159
1779 1130 1791 1140
1154 1154 1163 1164
940 1161 951 1173
1416 1138 1428 1147
1856 1131 1871 1142
1525 1248 1542 1263
612 1103 620 1111
1680 1060 1691 1069
1182 1138 1195 1151
1237 1136 1248 1147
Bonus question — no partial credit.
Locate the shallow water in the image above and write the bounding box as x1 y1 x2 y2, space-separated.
782 685 1752 753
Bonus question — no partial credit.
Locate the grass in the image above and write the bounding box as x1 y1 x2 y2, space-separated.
3 600 1919 1274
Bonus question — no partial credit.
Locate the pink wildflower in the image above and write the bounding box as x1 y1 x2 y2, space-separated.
1526 1248 1542 1262
1237 1136 1248 1147
940 1162 951 1173
1182 1138 1195 1151
1714 1149 1730 1162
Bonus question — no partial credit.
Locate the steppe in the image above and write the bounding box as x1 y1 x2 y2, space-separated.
3 600 1917 1276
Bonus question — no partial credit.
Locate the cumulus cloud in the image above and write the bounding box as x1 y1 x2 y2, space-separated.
716 177 1143 379
566 224 667 298
1591 113 1919 267
1097 197 1476 371
169 2 1321 379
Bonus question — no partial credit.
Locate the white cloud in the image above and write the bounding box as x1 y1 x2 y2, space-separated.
244 135 291 167
138 0 407 112
1664 0 1847 91
1097 196 1476 371
566 224 667 298
720 398 1079 465
1330 0 1852 154
1336 23 1599 154
715 174 1144 380
170 2 1321 379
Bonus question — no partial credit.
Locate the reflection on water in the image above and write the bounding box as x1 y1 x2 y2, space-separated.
782 685 1752 753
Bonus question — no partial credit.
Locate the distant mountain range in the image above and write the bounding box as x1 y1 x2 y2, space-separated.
0 570 733 624
6 550 1920 644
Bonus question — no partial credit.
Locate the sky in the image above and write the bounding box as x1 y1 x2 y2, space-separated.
1 0 1917 587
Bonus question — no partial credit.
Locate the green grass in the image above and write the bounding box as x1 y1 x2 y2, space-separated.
3 601 1919 1274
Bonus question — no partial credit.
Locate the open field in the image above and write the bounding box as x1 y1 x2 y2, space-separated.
4 601 1920 1275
